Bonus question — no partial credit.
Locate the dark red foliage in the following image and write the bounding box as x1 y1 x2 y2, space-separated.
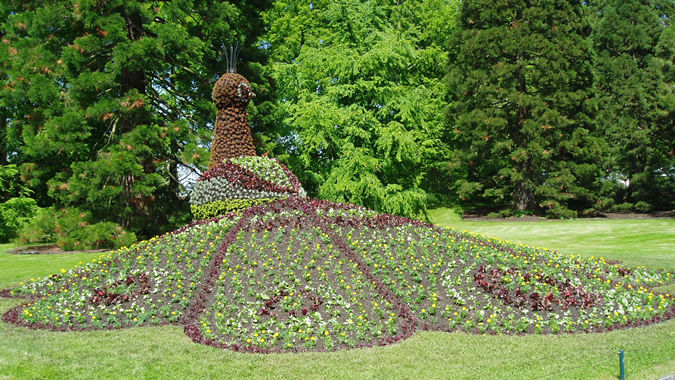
90 273 150 306
278 159 305 194
90 288 129 306
473 265 602 311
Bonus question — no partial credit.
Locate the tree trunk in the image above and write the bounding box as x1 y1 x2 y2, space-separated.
514 162 538 211
0 124 7 166
121 8 147 98
512 37 537 212
117 7 151 228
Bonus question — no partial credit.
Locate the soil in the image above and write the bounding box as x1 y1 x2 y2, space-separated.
462 209 675 222
7 244 109 256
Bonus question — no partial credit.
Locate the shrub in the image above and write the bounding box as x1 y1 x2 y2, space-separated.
634 201 653 213
543 201 577 219
594 197 616 211
18 207 136 250
0 197 40 243
82 222 136 250
486 211 503 219
54 208 91 239
611 202 634 213
18 208 58 244
580 208 602 217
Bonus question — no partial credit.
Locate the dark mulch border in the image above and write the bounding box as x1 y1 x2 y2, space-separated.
6 244 109 255
462 210 675 222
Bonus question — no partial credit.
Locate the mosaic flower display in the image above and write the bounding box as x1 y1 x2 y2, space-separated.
3 198 673 353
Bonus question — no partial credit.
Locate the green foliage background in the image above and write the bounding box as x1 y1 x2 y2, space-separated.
0 0 274 238
261 0 458 218
0 0 673 240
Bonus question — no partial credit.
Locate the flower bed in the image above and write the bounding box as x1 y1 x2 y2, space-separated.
3 198 674 353
3 214 240 330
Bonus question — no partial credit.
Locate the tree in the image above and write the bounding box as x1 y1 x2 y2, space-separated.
446 0 604 217
261 0 458 218
0 0 273 236
593 0 674 209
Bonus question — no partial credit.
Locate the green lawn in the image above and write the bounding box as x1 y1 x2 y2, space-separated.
427 209 675 271
1 213 674 380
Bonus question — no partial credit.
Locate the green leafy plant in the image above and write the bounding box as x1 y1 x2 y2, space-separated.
0 165 32 199
447 0 603 214
17 208 136 250
191 198 278 220
16 208 58 244
0 197 40 243
635 201 653 213
611 203 635 213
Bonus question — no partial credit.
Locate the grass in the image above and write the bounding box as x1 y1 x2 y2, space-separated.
1 211 674 379
0 249 101 290
427 208 675 270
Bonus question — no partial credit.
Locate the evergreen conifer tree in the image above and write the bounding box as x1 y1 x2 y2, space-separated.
447 0 603 217
593 0 674 209
0 0 272 235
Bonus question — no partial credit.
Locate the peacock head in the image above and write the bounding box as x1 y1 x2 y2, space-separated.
212 72 255 110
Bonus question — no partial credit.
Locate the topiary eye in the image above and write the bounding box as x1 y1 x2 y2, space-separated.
237 82 251 102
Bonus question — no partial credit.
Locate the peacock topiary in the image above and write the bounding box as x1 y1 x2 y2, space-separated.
191 59 305 219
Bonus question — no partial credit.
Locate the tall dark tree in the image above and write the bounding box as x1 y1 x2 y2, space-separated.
447 0 603 217
0 0 273 235
593 0 674 208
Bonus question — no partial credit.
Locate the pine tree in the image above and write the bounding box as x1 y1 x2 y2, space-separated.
261 0 458 217
593 0 674 209
0 0 272 235
447 0 603 217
